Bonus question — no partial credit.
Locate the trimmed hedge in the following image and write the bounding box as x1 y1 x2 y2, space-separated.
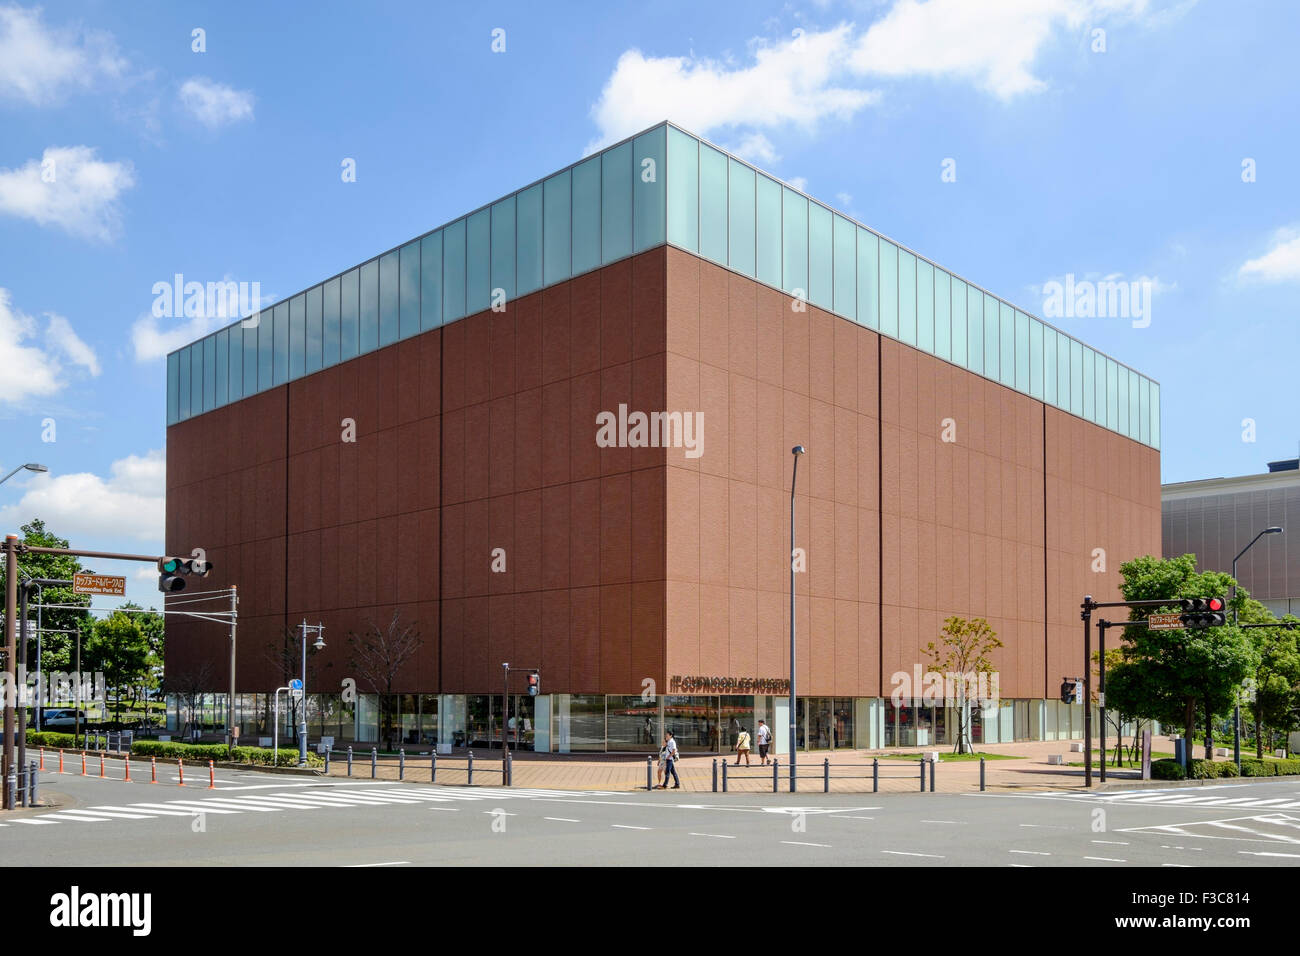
26 731 81 749
1240 758 1300 776
1190 759 1239 779
131 740 323 768
1151 758 1185 780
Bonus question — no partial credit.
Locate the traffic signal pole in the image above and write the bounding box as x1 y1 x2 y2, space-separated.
1082 597 1092 789
3 535 18 809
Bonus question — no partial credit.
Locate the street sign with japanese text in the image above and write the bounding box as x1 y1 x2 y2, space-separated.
1147 612 1184 631
72 573 127 596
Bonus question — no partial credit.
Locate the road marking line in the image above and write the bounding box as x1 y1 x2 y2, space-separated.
880 850 942 858
782 841 832 848
688 832 736 839
133 802 242 815
12 819 59 825
1083 856 1126 862
840 816 876 820
921 819 966 824
544 817 580 823
427 807 460 812
1161 863 1193 867
1009 850 1050 855
1239 850 1300 858
345 861 409 867
49 814 109 822
1090 840 1129 845
611 824 651 830
57 808 156 819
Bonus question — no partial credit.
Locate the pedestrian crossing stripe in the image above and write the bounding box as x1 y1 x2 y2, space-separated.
0 784 630 828
1118 812 1300 846
1025 790 1300 811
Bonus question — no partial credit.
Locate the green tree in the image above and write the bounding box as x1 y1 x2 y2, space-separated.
1110 554 1257 762
86 610 151 725
1091 646 1151 766
117 602 165 715
0 519 94 674
1242 609 1300 758
925 616 1003 755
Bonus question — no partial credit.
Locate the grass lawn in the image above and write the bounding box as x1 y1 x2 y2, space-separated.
875 751 1023 762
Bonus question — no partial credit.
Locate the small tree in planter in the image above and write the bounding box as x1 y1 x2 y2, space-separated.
925 617 1002 755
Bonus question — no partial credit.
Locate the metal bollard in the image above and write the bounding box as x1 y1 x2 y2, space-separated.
653 756 659 792
324 748 331 774
721 759 728 792
930 757 936 793
399 749 405 781
506 751 512 787
710 758 717 793
468 749 474 786
5 767 14 810
980 757 986 792
370 748 377 780
919 758 926 792
29 760 38 806
347 746 353 777
823 758 830 794
790 758 797 794
772 759 779 793
431 752 437 783
873 758 879 793
18 764 27 807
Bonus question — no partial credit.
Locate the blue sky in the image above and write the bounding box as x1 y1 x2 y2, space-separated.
1 0 1298 610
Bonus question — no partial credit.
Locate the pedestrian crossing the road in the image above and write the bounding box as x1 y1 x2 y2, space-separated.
0 784 627 829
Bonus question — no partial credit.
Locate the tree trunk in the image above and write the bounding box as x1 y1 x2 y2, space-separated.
1184 697 1196 771
1255 715 1263 760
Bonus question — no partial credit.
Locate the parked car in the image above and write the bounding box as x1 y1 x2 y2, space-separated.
41 709 89 730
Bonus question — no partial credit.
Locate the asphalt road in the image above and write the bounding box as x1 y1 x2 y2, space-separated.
4 764 1300 866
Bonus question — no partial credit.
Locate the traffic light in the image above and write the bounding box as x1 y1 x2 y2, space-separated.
157 555 214 593
1179 597 1226 629
1059 679 1082 704
527 672 540 697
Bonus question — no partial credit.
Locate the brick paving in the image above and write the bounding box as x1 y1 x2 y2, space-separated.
322 735 1181 793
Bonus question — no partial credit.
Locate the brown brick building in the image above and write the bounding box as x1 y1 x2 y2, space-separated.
164 123 1161 752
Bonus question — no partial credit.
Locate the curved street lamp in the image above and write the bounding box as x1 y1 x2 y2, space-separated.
1231 526 1283 767
0 463 49 485
789 445 805 791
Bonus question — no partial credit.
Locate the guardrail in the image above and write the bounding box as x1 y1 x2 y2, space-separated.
325 747 512 785
689 757 941 793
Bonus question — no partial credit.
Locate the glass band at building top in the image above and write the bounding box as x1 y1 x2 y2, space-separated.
166 122 1159 450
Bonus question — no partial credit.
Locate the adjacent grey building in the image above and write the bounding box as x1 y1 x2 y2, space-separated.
1162 458 1300 616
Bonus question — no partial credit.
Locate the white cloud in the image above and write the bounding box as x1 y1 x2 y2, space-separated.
130 312 224 362
788 176 809 193
0 3 126 105
0 289 98 404
45 313 100 376
179 76 254 128
0 449 165 544
835 191 854 207
0 145 135 241
587 25 879 152
724 131 779 164
1237 228 1300 284
849 0 1149 99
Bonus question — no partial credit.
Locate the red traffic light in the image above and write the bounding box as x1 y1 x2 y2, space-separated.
1207 597 1223 611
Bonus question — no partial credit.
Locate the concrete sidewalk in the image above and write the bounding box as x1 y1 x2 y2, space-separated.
322 735 1177 793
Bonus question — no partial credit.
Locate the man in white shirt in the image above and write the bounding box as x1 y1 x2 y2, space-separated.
756 719 773 765
659 731 681 789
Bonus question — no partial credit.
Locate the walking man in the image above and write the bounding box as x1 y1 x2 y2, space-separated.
659 730 681 789
734 726 752 766
756 719 772 765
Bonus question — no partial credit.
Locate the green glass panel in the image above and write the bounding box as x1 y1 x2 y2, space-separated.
419 232 442 330
833 215 855 320
781 187 807 298
699 143 728 265
572 156 602 274
856 228 878 329
516 185 542 296
879 240 898 338
666 127 698 252
934 269 951 360
729 159 756 277
756 174 781 287
443 219 466 321
491 197 515 304
544 171 571 286
466 209 491 316
898 250 917 346
601 141 632 264
633 126 666 252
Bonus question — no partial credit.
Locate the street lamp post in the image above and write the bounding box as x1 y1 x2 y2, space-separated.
1231 526 1283 769
789 445 805 792
0 463 49 486
299 619 325 766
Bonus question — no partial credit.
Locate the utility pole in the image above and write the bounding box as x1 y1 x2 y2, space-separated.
3 534 17 809
227 586 238 748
